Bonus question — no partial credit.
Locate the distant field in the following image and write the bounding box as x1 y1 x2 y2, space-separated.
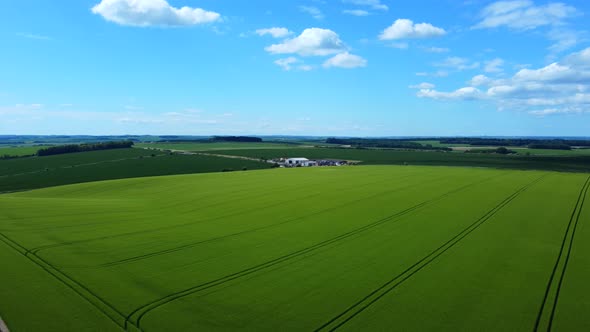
210 147 590 173
136 142 305 151
0 145 52 157
0 148 270 192
513 148 590 156
409 141 590 156
409 140 465 147
0 166 588 331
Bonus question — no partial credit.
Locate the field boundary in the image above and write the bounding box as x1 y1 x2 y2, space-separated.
314 175 546 331
534 175 590 332
125 173 504 329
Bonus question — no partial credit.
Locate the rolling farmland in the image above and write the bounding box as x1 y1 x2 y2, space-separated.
211 147 590 173
0 166 589 331
0 148 271 192
135 142 306 151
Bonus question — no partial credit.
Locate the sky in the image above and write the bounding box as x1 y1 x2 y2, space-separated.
1 0 590 137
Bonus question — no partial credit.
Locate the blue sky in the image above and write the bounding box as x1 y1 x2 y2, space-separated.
1 0 589 136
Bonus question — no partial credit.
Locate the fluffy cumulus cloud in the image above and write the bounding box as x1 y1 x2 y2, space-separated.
265 28 347 56
415 47 590 116
473 0 577 30
91 0 220 27
255 27 292 38
379 19 446 40
264 28 366 70
323 52 367 69
342 0 388 11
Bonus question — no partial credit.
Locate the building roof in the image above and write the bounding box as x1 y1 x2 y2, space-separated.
287 157 309 161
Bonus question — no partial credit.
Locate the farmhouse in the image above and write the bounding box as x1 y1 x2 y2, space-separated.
284 157 317 167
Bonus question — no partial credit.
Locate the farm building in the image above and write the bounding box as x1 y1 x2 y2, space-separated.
284 157 317 167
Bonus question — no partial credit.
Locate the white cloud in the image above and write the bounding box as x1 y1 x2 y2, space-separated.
469 74 493 86
529 107 585 116
91 0 221 27
416 47 590 115
16 33 52 40
299 6 324 20
389 42 409 50
379 19 446 40
274 57 299 71
323 52 367 68
265 28 347 56
548 29 581 55
256 27 292 38
416 70 449 77
436 57 480 71
417 87 485 100
473 0 577 30
514 62 590 83
342 0 388 11
343 9 370 16
564 47 590 69
273 57 314 71
484 58 504 73
409 82 435 89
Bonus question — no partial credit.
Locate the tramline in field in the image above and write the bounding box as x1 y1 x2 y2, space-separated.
0 166 589 331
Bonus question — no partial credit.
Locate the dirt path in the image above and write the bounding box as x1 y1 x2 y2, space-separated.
140 147 271 163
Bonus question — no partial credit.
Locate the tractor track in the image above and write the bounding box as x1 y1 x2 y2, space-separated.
57 171 455 269
534 175 590 332
0 231 132 331
125 173 502 329
315 174 546 331
29 170 430 257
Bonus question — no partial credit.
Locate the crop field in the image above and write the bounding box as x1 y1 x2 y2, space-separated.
0 146 52 157
135 142 305 151
211 147 590 173
0 166 589 331
0 148 271 192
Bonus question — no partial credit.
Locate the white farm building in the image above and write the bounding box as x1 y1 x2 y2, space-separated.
284 158 317 167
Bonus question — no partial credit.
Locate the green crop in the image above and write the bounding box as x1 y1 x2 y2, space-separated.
0 166 588 331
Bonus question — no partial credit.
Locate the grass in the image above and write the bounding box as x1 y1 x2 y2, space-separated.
0 145 53 157
0 148 271 192
0 166 588 331
135 142 306 151
209 147 590 173
512 148 590 156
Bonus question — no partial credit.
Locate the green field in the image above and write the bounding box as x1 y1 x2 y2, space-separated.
136 142 306 151
210 147 590 173
0 166 588 331
0 146 52 157
0 148 271 192
513 148 590 156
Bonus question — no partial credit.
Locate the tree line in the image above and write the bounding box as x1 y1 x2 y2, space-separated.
212 136 263 142
36 141 134 156
439 138 590 149
326 138 452 151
